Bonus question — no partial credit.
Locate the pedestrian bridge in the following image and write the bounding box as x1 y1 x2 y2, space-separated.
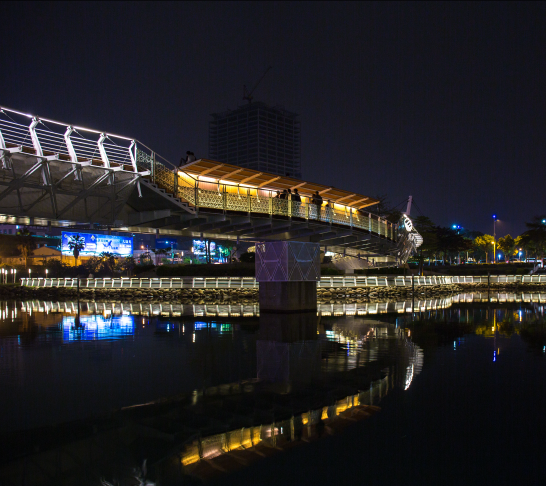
0 106 420 260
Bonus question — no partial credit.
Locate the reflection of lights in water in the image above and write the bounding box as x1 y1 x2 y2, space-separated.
404 364 414 390
493 350 496 362
62 315 134 341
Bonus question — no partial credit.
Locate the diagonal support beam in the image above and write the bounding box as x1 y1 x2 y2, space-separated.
56 171 111 218
0 160 45 203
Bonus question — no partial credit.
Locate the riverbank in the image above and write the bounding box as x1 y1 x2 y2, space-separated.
6 282 546 305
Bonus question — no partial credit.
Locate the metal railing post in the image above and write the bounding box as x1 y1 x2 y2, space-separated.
195 180 199 208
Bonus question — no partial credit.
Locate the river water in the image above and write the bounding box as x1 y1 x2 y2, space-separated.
1 292 546 485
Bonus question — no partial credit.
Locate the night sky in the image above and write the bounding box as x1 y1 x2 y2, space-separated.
3 2 545 236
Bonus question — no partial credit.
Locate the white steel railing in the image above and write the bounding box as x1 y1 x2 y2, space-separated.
172 170 395 241
0 106 158 174
19 274 546 289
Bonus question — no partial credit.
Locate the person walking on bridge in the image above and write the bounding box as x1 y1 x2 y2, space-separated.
312 191 323 219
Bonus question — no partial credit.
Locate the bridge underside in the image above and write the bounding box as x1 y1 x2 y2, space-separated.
0 149 140 224
122 182 397 258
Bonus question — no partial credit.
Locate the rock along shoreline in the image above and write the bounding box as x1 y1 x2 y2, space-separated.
5 281 546 305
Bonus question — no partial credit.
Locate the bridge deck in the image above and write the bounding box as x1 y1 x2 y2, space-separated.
0 106 404 259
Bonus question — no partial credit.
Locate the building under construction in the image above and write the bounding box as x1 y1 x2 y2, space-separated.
209 102 302 178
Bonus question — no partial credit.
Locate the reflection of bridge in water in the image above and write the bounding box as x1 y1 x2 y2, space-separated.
2 299 423 484
23 291 546 319
22 298 453 318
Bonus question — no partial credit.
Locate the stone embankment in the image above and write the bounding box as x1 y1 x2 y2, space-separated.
4 281 546 304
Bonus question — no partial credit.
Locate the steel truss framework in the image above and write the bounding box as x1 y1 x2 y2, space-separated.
0 107 150 224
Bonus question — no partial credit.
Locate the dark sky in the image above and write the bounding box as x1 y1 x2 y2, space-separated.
3 2 545 236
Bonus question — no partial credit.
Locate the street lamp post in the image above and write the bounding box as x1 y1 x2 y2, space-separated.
492 215 497 264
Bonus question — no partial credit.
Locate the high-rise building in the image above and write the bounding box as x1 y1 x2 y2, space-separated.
209 102 301 178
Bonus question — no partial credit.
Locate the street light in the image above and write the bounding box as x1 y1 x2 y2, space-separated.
492 215 498 263
519 248 523 262
45 268 49 278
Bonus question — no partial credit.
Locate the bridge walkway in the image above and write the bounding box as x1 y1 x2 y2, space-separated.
0 106 403 258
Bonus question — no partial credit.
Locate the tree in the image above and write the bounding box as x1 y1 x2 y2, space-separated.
85 256 103 275
372 194 403 224
518 216 546 262
435 227 471 264
153 248 168 264
497 235 517 262
67 234 85 266
412 216 438 273
99 252 117 276
474 235 495 263
116 256 135 277
16 229 37 268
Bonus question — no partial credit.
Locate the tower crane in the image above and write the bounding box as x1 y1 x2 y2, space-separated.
243 66 272 103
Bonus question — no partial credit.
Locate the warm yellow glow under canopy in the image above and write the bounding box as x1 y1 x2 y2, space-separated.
179 159 379 210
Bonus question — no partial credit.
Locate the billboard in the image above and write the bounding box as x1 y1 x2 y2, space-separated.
155 237 178 250
62 232 133 257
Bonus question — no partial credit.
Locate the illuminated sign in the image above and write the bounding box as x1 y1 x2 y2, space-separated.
62 315 134 341
155 238 178 250
192 240 216 255
62 232 133 257
192 240 231 263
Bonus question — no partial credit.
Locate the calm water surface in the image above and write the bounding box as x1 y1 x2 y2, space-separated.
1 293 546 485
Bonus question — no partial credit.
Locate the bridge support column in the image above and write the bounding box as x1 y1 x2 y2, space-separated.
255 241 320 313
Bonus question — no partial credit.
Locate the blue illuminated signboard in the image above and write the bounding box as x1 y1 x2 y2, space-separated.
62 232 133 257
156 238 177 250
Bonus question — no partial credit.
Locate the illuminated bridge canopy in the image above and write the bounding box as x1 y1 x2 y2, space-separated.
181 159 379 210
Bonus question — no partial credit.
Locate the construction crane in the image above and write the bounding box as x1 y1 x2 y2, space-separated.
243 66 272 103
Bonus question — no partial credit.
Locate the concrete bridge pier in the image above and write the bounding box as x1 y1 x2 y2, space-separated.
255 241 321 313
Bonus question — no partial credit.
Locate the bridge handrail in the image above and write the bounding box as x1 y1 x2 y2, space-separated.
0 106 165 174
20 274 546 289
133 152 396 241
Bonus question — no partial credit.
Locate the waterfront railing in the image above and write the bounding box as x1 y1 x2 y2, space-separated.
19 274 546 289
